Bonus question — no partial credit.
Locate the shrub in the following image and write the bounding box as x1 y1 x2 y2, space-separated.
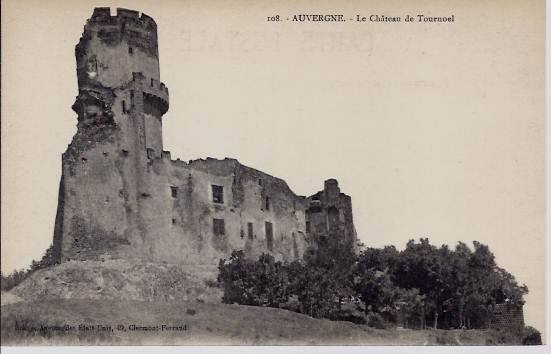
217 250 256 305
522 326 542 345
217 251 291 307
365 312 389 329
186 308 197 316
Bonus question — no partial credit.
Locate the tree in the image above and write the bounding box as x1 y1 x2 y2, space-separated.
250 253 291 307
216 238 529 330
217 251 292 308
291 264 341 318
217 250 258 305
302 230 358 313
448 241 472 328
395 288 426 328
354 249 402 321
394 238 449 328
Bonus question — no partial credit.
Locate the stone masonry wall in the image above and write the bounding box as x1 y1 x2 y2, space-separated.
489 303 525 329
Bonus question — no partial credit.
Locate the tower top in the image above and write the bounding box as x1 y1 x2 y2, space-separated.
76 7 159 62
75 7 166 92
89 7 157 31
72 7 169 128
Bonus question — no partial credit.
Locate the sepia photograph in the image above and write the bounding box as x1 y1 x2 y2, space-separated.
1 0 546 347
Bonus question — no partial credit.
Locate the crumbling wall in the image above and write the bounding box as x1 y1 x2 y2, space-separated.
305 179 358 253
56 123 142 261
129 156 310 266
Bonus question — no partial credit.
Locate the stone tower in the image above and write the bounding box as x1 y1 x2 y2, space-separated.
305 178 357 250
73 7 168 157
53 8 170 261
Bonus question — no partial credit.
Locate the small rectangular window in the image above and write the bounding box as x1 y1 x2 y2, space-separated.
213 218 225 236
170 186 178 198
265 197 270 211
212 185 224 204
147 148 155 159
122 100 127 113
306 221 311 233
265 221 273 251
128 46 133 54
247 222 254 240
151 78 154 87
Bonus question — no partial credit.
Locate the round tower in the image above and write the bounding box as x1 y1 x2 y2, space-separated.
72 7 169 158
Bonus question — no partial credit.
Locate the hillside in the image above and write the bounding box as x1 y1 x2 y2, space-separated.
2 297 516 345
1 260 526 345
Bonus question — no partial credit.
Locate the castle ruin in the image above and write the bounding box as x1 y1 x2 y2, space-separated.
51 8 358 269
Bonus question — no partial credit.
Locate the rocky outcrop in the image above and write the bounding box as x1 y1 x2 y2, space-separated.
10 260 222 303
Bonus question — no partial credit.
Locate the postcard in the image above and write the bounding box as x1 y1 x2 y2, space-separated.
1 0 545 347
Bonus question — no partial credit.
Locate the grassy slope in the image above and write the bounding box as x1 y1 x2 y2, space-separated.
1 299 511 346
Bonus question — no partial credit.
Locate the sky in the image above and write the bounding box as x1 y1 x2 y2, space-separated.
1 0 545 333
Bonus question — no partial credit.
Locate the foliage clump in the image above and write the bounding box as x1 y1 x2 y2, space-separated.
1 244 58 291
218 237 532 335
